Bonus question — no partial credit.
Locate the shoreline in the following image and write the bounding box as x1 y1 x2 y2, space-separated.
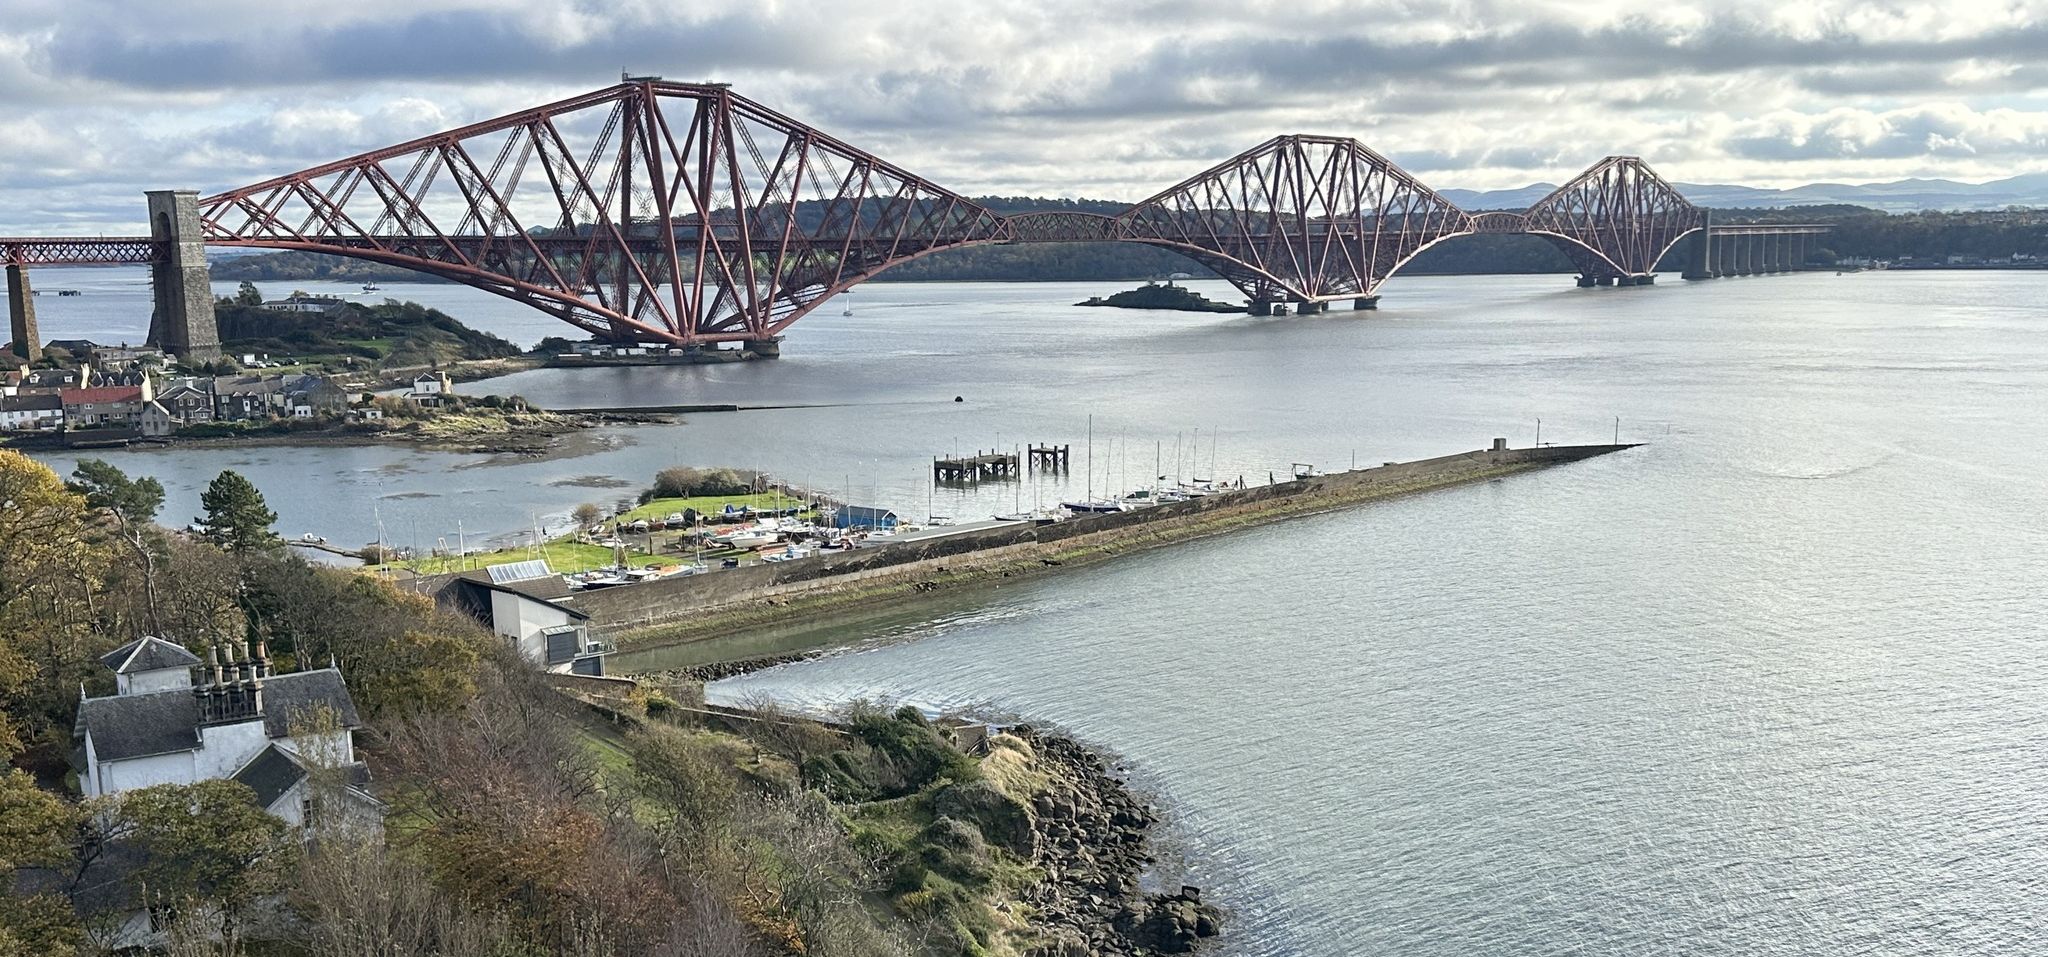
635 675 1226 953
5 410 673 457
596 443 1636 652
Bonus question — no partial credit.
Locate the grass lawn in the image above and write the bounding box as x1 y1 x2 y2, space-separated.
610 492 812 526
371 537 677 577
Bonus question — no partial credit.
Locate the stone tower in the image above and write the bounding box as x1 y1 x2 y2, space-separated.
145 190 222 360
5 263 37 361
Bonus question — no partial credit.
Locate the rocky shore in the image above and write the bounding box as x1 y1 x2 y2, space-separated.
1014 726 1224 955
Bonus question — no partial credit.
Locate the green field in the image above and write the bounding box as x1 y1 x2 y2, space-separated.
367 492 821 577
607 492 810 527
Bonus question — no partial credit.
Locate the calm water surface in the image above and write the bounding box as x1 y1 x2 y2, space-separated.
27 269 2048 954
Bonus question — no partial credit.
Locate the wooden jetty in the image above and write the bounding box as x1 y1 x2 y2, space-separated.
934 450 1020 482
1027 444 1070 472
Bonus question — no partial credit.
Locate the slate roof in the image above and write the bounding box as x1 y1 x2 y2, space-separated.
231 744 307 809
76 668 363 762
0 393 62 412
99 636 201 674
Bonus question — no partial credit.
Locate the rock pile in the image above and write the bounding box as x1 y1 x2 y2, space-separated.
1014 727 1223 956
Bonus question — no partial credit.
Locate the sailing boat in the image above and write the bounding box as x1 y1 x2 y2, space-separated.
1062 414 1123 513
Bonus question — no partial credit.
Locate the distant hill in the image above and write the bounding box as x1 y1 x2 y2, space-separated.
1441 172 2048 213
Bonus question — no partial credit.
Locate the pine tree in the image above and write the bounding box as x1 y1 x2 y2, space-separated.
199 470 280 553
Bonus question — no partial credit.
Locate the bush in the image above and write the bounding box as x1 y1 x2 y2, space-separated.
649 466 763 500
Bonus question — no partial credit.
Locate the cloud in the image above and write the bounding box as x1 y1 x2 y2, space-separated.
4 0 2048 232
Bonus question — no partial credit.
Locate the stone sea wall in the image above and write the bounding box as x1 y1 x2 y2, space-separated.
569 442 1633 642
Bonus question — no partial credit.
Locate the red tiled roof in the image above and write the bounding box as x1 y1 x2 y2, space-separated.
59 386 143 404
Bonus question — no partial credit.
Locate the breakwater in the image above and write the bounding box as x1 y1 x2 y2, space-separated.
571 441 1636 648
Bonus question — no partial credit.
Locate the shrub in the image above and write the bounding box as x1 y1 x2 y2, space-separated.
649 466 763 499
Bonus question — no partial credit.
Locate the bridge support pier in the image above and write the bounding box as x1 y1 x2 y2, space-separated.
1249 300 1274 316
1352 296 1378 310
1576 276 1597 288
1595 276 1617 287
1683 216 1715 280
745 338 781 358
6 263 39 362
145 190 221 361
1296 300 1328 315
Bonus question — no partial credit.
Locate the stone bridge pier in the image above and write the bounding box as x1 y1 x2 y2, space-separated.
145 190 221 360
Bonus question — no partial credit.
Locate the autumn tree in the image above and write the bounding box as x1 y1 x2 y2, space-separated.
68 459 168 633
0 452 115 756
0 764 84 956
93 781 292 936
199 470 280 553
572 502 602 529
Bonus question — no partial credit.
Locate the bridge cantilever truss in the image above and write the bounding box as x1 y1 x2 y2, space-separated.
195 81 1004 345
5 81 1822 346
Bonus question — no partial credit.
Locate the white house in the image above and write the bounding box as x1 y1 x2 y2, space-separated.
58 637 382 951
434 561 612 675
406 371 453 407
0 392 62 431
74 636 379 825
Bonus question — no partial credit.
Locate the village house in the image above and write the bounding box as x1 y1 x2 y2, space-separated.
209 375 287 421
431 561 613 675
59 385 149 430
0 392 63 431
88 367 150 390
283 374 347 417
138 400 176 438
88 343 166 368
19 367 86 394
210 373 346 421
154 378 216 426
406 370 454 407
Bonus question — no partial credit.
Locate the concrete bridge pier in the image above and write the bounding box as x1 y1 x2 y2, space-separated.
145 190 221 360
1576 275 1598 288
1295 300 1329 315
1249 300 1274 316
1352 296 1378 310
746 337 781 358
1683 215 1715 280
6 263 39 361
1595 276 1617 287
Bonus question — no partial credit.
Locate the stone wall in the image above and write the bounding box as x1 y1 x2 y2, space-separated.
565 443 1629 636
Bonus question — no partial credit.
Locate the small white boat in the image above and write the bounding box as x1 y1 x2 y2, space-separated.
625 519 651 534
720 531 779 549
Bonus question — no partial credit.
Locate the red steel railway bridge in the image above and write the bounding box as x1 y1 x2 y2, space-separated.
3 79 1826 360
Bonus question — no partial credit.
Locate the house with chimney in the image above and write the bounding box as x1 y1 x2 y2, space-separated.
59 385 149 430
59 637 380 949
73 636 378 825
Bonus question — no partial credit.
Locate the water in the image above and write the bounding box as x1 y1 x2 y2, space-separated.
23 269 2048 953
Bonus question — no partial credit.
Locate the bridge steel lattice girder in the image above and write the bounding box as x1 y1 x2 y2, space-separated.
193 80 1006 345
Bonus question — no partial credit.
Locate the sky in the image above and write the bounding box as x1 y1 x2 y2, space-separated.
5 0 2048 233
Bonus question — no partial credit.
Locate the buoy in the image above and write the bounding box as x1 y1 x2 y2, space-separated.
953 396 964 403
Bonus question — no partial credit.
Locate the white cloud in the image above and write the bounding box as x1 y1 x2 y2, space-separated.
4 0 2048 231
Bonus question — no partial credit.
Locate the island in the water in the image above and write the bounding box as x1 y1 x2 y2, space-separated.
1077 282 1246 313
